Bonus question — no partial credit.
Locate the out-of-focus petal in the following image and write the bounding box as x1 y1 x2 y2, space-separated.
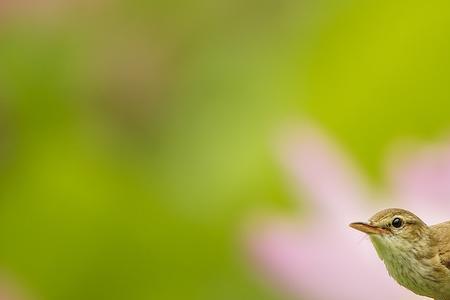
387 141 450 223
277 124 371 223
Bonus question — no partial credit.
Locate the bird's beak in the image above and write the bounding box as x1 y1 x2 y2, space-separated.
349 222 385 235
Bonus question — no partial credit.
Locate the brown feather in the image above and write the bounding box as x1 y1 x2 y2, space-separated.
431 221 450 270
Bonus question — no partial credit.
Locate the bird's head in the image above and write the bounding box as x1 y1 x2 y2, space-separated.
349 208 431 258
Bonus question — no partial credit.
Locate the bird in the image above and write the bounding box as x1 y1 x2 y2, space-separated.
350 208 450 300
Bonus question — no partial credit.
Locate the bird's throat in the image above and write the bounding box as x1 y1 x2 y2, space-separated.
369 235 442 298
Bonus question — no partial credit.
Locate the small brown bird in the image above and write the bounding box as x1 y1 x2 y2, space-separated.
350 208 450 300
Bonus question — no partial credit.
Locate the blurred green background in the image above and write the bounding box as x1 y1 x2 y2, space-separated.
1 1 450 299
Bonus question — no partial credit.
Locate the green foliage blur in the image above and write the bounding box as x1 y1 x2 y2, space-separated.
1 1 450 299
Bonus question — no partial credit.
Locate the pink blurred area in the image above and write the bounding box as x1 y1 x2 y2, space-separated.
388 141 450 224
245 123 450 300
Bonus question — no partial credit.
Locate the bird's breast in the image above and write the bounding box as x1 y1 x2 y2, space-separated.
371 236 450 299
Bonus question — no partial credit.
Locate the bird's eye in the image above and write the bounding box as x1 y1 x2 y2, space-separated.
392 217 403 228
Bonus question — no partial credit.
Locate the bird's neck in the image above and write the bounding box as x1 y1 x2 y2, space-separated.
370 231 441 298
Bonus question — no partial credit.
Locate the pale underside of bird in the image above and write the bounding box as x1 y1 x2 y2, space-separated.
350 208 450 300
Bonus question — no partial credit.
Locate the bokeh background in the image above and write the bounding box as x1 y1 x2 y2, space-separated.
1 1 450 299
